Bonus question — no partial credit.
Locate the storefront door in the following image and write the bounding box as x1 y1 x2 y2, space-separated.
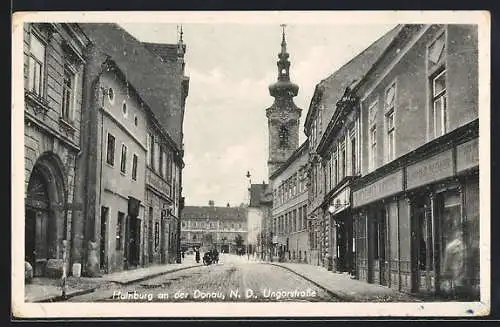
411 195 436 293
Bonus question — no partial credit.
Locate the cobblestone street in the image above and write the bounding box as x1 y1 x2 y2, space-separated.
77 254 337 303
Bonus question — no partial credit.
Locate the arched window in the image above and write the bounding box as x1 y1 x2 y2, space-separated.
279 125 289 148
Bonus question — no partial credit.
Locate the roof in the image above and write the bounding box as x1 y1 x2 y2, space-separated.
304 25 403 132
79 23 185 149
182 206 248 221
142 42 186 62
249 183 268 207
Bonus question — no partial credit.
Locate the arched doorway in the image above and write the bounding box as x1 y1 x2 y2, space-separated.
25 153 67 277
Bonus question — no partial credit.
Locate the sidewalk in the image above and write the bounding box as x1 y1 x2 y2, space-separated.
25 257 201 302
269 262 421 302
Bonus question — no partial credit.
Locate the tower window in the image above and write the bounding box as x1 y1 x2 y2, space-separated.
279 125 289 148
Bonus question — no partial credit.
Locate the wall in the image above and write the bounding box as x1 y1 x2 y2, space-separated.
359 24 479 175
96 69 147 272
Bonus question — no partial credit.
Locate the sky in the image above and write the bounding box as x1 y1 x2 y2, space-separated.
119 22 395 207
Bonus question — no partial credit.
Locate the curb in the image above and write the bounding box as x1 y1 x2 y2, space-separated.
36 287 98 303
113 264 201 285
267 263 355 301
268 263 421 303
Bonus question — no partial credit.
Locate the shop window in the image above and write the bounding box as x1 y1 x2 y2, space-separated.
439 190 462 278
26 31 46 97
106 133 115 166
116 212 125 250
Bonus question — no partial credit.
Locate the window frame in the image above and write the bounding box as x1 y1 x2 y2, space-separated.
384 82 397 163
106 132 116 167
26 28 47 97
120 143 128 174
61 64 76 121
132 153 138 181
431 68 448 138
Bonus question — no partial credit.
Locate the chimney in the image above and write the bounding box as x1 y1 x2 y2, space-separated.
226 203 230 208
208 200 214 207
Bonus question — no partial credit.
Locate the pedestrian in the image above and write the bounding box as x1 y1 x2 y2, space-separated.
195 248 200 263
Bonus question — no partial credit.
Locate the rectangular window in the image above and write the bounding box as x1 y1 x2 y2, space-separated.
120 144 127 174
154 142 160 173
106 133 115 166
386 110 395 162
333 150 338 186
154 221 160 251
340 141 346 181
167 151 173 183
369 126 377 171
26 32 45 96
116 212 125 250
150 134 155 169
432 69 447 138
351 135 357 175
147 133 153 168
132 154 138 181
61 65 75 120
159 147 164 177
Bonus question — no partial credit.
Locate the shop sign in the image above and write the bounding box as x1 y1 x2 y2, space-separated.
327 187 350 215
406 149 453 190
456 138 479 173
352 170 403 208
146 170 171 198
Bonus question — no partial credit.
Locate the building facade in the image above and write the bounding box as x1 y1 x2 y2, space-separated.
142 39 189 267
73 23 188 275
181 203 248 254
24 23 90 278
247 183 268 257
308 26 402 273
270 143 309 263
349 24 479 300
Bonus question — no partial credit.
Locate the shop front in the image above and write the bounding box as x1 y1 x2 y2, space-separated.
326 185 354 274
352 122 479 299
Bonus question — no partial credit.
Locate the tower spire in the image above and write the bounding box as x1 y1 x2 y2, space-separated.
269 24 298 97
280 24 287 54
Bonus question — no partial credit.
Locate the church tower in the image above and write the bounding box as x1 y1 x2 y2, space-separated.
266 25 302 177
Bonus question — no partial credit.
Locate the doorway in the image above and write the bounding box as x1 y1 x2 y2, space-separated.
99 206 108 271
411 195 436 293
127 216 141 267
375 207 388 286
25 208 37 268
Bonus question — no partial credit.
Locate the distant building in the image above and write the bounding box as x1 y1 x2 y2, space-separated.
269 142 309 263
181 203 248 254
247 183 268 257
24 23 90 278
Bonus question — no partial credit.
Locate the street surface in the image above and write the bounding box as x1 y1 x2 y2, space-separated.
92 254 338 302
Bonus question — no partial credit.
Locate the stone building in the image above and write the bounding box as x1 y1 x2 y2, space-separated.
304 26 402 269
349 24 479 300
247 183 267 257
270 142 309 263
73 23 188 275
24 23 90 278
181 203 248 254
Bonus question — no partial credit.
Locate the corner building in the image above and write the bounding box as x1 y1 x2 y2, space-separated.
24 23 90 278
349 24 479 300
